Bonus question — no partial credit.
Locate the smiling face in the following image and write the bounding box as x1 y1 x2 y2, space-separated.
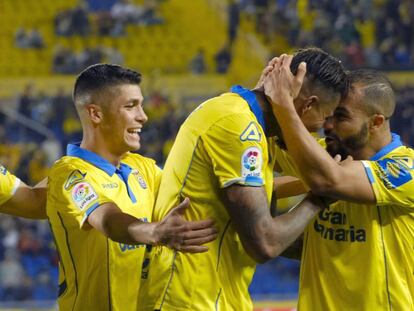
100 84 147 155
324 85 370 159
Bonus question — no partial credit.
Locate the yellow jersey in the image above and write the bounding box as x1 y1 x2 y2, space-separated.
275 137 325 178
138 86 277 311
298 133 414 310
0 164 20 205
47 144 161 311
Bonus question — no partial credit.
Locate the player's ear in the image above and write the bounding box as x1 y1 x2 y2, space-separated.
370 113 386 129
86 104 104 124
298 95 318 116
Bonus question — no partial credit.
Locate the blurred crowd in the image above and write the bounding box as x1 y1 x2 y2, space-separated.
54 0 164 37
238 0 414 69
0 216 57 302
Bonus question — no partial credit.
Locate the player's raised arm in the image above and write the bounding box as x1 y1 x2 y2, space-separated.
88 197 218 253
264 56 376 203
223 186 325 263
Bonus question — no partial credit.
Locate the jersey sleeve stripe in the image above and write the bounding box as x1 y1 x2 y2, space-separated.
11 177 21 195
222 177 264 188
80 202 102 226
362 161 375 184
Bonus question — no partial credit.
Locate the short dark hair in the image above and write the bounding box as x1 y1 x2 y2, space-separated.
290 47 348 100
73 64 142 105
347 69 395 118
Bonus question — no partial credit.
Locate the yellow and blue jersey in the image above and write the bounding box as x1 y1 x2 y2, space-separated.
298 134 414 310
0 164 20 205
138 86 277 311
47 144 161 311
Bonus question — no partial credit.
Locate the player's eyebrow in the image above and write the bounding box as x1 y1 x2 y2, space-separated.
333 106 349 116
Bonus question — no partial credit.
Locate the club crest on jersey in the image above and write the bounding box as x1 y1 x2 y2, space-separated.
71 182 98 210
376 158 412 189
241 147 262 178
132 170 147 189
64 170 86 190
0 165 7 175
240 122 261 142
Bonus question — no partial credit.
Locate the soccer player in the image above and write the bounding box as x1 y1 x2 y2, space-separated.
0 166 46 219
137 47 348 311
46 64 218 311
265 61 414 309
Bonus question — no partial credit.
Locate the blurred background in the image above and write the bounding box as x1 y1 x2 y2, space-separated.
0 0 413 310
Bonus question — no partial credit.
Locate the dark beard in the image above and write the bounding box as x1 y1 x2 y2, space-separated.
326 123 369 159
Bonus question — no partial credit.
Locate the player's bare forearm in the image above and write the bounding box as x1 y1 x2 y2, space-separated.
280 234 303 260
88 203 156 244
0 179 47 219
88 200 218 253
224 185 322 263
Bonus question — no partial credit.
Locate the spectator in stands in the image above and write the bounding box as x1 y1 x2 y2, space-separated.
111 0 144 24
14 28 29 49
54 10 73 36
17 85 34 119
52 45 77 74
0 249 25 301
189 49 207 75
214 44 232 74
140 0 164 25
26 28 45 49
71 3 91 36
228 0 240 45
14 28 44 49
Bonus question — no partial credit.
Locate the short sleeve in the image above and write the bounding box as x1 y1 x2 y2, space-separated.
202 114 267 188
362 158 414 207
0 165 20 205
153 165 162 198
53 167 113 228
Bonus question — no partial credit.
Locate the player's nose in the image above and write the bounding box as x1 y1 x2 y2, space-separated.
323 116 334 134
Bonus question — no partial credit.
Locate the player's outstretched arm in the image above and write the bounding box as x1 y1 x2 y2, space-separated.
223 185 324 263
88 198 218 253
0 178 47 219
264 55 375 203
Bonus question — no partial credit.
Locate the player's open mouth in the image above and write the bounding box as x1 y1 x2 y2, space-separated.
127 128 142 135
325 136 336 144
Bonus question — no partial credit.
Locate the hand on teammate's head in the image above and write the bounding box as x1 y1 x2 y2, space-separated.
263 54 307 110
254 57 280 90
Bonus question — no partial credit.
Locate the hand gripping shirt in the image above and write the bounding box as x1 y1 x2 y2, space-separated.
47 144 161 311
297 134 414 311
0 164 20 205
138 86 277 311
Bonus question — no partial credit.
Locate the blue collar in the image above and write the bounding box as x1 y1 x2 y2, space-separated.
230 85 266 132
67 143 132 177
370 133 403 161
